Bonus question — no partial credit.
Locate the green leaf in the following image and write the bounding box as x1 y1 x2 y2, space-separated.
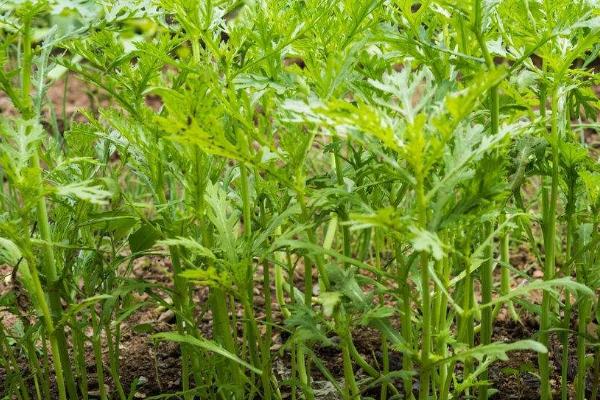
318 292 341 318
360 306 395 325
153 332 262 374
445 67 506 124
59 295 114 327
179 267 231 289
0 237 22 266
435 340 547 365
410 227 445 260
129 223 162 254
157 237 215 259
54 181 112 205
478 278 594 311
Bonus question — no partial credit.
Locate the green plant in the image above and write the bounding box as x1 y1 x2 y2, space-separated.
1 1 600 400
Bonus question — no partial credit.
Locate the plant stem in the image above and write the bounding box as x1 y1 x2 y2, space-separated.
91 312 107 400
21 13 76 400
239 162 262 371
561 171 577 400
539 87 560 400
416 171 431 400
333 141 360 399
575 297 591 400
261 258 274 400
575 224 598 399
460 238 474 398
479 222 494 400
492 225 518 321
396 246 414 398
473 5 500 397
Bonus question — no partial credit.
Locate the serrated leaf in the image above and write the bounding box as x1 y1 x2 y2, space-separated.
54 181 112 205
318 291 341 318
153 332 262 374
410 227 444 260
157 237 215 259
179 267 231 288
129 223 162 254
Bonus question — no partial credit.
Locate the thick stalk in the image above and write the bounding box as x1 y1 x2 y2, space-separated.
287 252 299 400
171 248 192 398
30 106 74 400
492 227 518 321
40 335 52 400
539 88 560 400
479 223 494 400
73 321 89 400
0 328 31 400
105 322 126 400
203 221 242 388
239 163 262 370
416 173 431 400
397 247 414 398
575 298 591 400
261 259 274 400
23 330 43 400
575 225 598 399
186 39 210 392
297 191 317 400
274 253 290 318
437 248 450 400
375 233 390 400
333 143 360 398
460 239 474 398
474 6 500 398
22 14 75 400
91 312 107 400
337 312 360 400
591 347 600 400
297 345 313 400
561 175 576 400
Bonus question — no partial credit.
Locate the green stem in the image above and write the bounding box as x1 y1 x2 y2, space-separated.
539 87 560 400
575 297 591 400
30 121 73 400
416 173 431 400
460 239 474 398
437 246 451 400
0 327 32 400
591 347 600 400
203 221 242 389
575 224 598 399
22 13 75 400
105 321 126 400
561 175 576 400
375 233 390 400
297 345 314 400
261 259 274 400
333 142 360 398
479 223 494 400
473 6 500 397
492 226 518 321
239 163 262 371
73 321 89 400
91 312 107 400
397 249 414 398
338 313 360 400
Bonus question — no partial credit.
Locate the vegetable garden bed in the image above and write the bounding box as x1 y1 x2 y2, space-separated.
2 1 600 400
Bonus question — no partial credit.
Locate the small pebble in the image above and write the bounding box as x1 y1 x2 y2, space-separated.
158 310 175 323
